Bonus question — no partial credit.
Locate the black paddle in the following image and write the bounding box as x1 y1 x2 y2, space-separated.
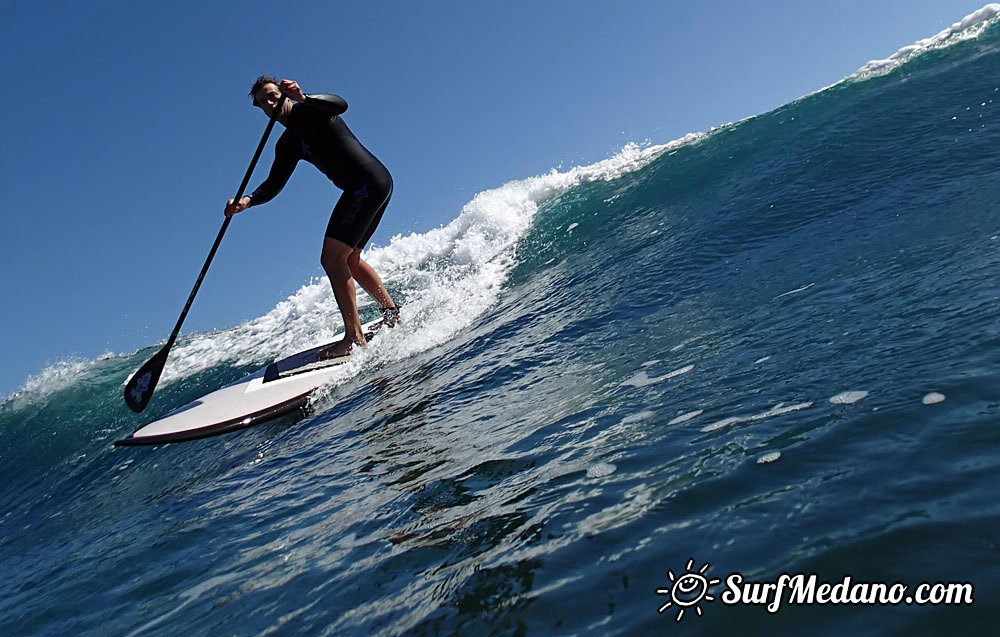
124 94 288 413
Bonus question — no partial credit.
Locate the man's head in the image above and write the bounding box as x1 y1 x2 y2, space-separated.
250 75 289 119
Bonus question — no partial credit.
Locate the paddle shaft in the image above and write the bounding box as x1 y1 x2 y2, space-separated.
163 95 287 350
124 95 287 412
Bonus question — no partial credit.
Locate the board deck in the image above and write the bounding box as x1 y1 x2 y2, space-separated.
115 318 385 446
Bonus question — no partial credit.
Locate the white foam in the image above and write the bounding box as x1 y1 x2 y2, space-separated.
757 451 782 464
621 411 655 425
586 462 617 478
620 365 693 388
665 365 695 379
774 283 814 299
619 372 659 388
829 391 868 405
850 5 1000 81
668 410 703 425
922 392 946 405
3 356 105 408
701 416 745 433
752 402 814 420
670 337 700 353
700 401 813 432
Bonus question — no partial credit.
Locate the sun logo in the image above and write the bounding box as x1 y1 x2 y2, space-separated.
656 558 721 622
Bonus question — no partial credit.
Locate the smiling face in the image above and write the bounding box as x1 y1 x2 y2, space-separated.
672 573 709 606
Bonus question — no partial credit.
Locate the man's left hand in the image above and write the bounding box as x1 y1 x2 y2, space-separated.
280 79 306 102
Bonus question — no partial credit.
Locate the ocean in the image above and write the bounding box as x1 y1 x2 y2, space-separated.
3 6 1000 635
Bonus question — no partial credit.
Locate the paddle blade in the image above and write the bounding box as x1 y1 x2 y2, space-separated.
124 347 169 413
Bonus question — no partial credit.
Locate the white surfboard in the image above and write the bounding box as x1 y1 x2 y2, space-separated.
115 318 386 446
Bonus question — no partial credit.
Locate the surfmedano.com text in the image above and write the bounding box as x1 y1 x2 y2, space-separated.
722 573 974 613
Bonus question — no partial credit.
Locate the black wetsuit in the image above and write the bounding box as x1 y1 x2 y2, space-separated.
248 94 392 248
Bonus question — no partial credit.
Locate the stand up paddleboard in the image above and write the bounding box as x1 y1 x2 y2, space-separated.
115 318 386 446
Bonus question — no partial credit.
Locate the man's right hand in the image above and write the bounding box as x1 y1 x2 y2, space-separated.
225 196 251 217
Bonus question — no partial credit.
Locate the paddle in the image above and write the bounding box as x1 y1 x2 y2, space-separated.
124 94 288 413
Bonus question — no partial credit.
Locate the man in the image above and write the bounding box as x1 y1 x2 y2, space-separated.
225 77 400 359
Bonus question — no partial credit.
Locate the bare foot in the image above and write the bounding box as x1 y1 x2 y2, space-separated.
317 336 366 360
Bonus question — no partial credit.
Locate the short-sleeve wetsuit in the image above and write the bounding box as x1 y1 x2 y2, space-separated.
247 94 392 249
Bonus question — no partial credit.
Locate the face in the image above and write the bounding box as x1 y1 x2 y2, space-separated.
254 83 283 117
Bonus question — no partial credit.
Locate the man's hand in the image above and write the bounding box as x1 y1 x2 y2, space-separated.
280 79 306 102
225 196 251 217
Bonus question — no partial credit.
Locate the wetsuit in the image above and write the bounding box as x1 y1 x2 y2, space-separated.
247 94 392 248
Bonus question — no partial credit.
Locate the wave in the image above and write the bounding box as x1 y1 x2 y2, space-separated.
7 3 1000 410
848 4 1000 82
3 139 694 409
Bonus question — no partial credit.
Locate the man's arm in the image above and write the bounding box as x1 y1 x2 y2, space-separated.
248 138 299 206
300 93 348 116
278 79 347 115
225 136 299 216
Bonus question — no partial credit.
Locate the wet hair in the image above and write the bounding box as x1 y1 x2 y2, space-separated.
249 75 279 106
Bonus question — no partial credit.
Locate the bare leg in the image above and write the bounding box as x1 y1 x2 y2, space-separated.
347 251 395 310
319 238 366 358
348 250 401 326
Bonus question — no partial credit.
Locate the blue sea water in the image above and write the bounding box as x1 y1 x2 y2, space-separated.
4 6 1000 635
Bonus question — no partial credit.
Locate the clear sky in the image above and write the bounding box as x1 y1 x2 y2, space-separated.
0 0 990 398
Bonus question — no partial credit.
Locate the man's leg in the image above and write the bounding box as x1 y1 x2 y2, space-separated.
347 250 399 324
320 237 366 358
325 169 398 336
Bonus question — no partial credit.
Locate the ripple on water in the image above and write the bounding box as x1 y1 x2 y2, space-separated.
621 411 655 424
668 410 703 425
619 365 692 388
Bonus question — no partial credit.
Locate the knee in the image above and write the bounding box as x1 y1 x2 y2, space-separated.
346 250 362 272
321 249 349 277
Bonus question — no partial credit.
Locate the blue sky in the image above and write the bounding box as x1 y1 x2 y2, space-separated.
0 0 990 397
